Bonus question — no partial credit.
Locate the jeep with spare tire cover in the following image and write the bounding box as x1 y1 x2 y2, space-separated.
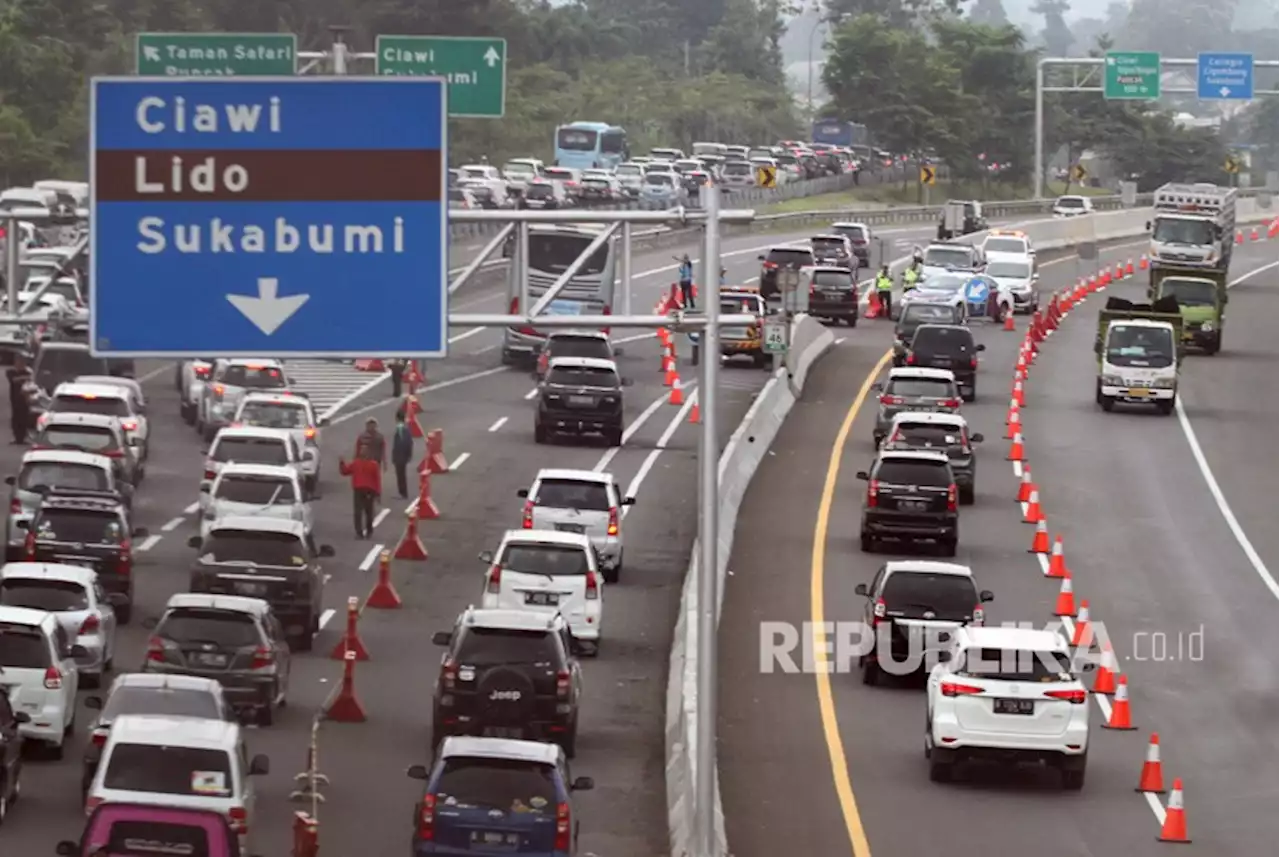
430 607 584 757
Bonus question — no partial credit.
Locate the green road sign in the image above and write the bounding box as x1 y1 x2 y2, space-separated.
136 33 297 76
1104 51 1161 100
375 35 507 118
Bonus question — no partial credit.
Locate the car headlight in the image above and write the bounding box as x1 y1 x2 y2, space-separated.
1100 374 1124 386
1151 377 1175 388
210 404 223 415
1199 322 1214 332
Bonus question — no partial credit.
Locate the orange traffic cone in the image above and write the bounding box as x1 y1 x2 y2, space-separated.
1029 518 1051 554
1115 262 1124 280
1269 218 1279 239
1005 396 1020 425
864 290 881 319
1235 229 1245 245
1004 408 1021 440
669 378 685 406
1003 309 1016 331
1139 255 1149 270
1022 489 1044 523
1007 432 1025 462
1014 354 1028 380
1012 379 1025 407
393 512 428 561
1250 226 1260 241
1071 600 1094 647
688 399 700 424
1094 644 1118 694
1102 674 1137 730
1016 466 1035 503
1136 733 1166 793
663 362 677 387
1046 535 1068 577
414 471 440 521
1125 258 1135 277
1052 572 1076 615
1157 779 1190 842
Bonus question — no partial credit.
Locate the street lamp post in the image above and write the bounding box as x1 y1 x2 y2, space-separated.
806 12 824 120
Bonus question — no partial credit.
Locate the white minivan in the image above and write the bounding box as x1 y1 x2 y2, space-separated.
517 468 633 582
0 605 84 756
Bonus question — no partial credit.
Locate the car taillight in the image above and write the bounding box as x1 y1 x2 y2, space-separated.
91 727 109 748
872 597 886 622
600 303 611 335
227 806 247 834
607 507 619 536
23 530 35 559
418 794 437 840
304 427 316 439
146 637 166 662
941 398 961 409
879 395 903 406
9 497 20 513
1045 689 1086 704
762 261 777 270
204 468 216 480
80 614 100 634
555 669 571 699
85 796 104 815
905 354 916 365
195 366 210 378
971 606 984 626
970 356 978 369
120 419 138 431
250 647 274 669
585 572 599 600
946 484 958 512
44 665 64 688
441 659 457 690
213 385 225 397
486 565 502 593
521 501 534 529
102 449 123 458
555 802 571 851
117 541 132 576
941 682 984 697
866 478 879 506
511 297 538 336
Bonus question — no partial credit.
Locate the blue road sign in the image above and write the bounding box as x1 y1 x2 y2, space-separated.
90 77 449 357
964 277 989 304
1198 52 1254 100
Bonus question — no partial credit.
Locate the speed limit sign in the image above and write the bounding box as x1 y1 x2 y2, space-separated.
763 320 787 354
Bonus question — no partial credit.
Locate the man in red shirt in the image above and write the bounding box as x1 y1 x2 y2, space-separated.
339 418 386 538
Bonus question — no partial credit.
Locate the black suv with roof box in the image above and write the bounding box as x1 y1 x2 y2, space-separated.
857 450 959 556
757 246 815 301
893 302 965 366
22 489 145 623
807 267 859 326
534 359 630 447
905 324 984 401
431 608 584 756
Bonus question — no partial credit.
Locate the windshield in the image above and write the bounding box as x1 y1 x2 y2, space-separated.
918 274 965 294
104 744 235 798
886 378 956 399
583 178 609 189
547 337 611 360
546 366 618 387
911 326 976 356
50 394 130 418
0 577 89 611
984 238 1026 255
36 348 107 379
645 174 673 186
37 425 120 454
211 437 288 465
34 509 124 544
544 169 574 182
616 165 641 176
923 247 976 269
723 162 750 174
1105 325 1175 368
1161 279 1216 306
534 479 610 511
198 530 305 566
1153 217 1215 245
219 365 284 389
775 154 797 165
102 686 223 722
766 249 813 267
500 543 590 576
881 572 976 617
557 128 597 151
811 238 847 253
19 462 108 492
0 628 50 668
462 167 488 178
1056 196 1085 208
525 184 554 199
435 757 557 813
986 260 1031 279
237 402 308 429
900 304 957 327
833 226 867 242
214 475 296 505
873 459 952 487
157 608 260 648
812 271 853 289
456 627 559 666
956 647 1074 682
527 233 607 276
503 162 536 176
890 423 966 449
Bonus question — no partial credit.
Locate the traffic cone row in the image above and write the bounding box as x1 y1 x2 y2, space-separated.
1005 257 1197 840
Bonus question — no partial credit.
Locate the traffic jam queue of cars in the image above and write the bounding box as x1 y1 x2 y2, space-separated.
840 229 1095 788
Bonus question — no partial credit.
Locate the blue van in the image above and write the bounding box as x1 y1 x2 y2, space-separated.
408 737 594 856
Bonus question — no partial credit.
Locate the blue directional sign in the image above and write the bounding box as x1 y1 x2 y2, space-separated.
964 277 990 304
89 77 449 357
1197 53 1254 100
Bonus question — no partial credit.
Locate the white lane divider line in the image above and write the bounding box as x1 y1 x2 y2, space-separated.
317 608 335 632
358 545 383 571
137 362 176 384
621 390 700 519
331 366 508 426
834 337 846 345
487 416 508 433
372 507 390 529
1144 792 1167 825
184 502 200 515
138 534 162 552
593 390 675 472
161 517 185 533
451 452 471 470
614 331 658 345
448 327 485 345
524 388 538 401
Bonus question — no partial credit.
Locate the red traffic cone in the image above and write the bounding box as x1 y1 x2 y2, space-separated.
1269 218 1279 239
1136 733 1166 793
329 597 369 661
1022 489 1044 523
1012 378 1026 407
408 398 425 439
1235 229 1245 245
1071 600 1094 648
1139 255 1149 270
1016 467 1035 504
1052 572 1076 615
365 549 402 609
414 471 440 521
1125 258 1135 277
1250 226 1260 241
1029 518 1050 554
1046 535 1068 577
1103 674 1137 730
1004 408 1021 440
663 363 677 387
394 511 429 561
864 289 881 319
688 400 700 424
1094 644 1118 695
426 429 449 474
669 377 685 405
1157 778 1191 842
323 649 367 723
1007 432 1026 462
1003 309 1016 331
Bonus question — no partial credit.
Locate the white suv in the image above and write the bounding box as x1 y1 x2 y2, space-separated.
0 605 84 757
925 626 1091 789
517 468 633 582
478 530 603 654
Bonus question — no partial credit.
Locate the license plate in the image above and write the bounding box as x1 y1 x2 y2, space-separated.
525 592 559 606
1126 388 1150 397
898 499 927 512
56 556 96 568
481 726 523 738
195 653 228 667
233 582 268 596
993 698 1035 715
470 831 518 850
555 523 586 534
568 395 595 407
824 291 846 300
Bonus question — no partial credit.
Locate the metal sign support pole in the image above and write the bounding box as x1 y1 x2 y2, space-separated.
3 217 18 316
621 222 633 316
694 183 721 857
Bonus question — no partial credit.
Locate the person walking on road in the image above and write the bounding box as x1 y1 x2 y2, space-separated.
340 418 386 538
875 264 894 319
676 253 696 310
6 358 32 444
389 359 405 398
392 407 415 499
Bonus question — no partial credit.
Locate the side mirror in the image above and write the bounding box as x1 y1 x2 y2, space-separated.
198 484 210 493
56 842 78 857
622 496 636 506
84 695 104 710
141 616 159 630
132 527 148 538
855 471 869 481
431 630 452 646
407 764 430 781
979 589 994 603
15 520 28 530
870 382 882 391
13 710 30 723
854 583 869 596
318 417 330 427
1145 221 1151 230
478 550 494 564
1031 274 1040 282
620 377 634 387
757 255 765 261
937 650 952 663
70 644 89 659
570 776 594 791
516 488 529 498
187 535 202 549
975 343 986 352
318 544 335 558
970 433 984 443
248 754 270 776
1079 661 1097 672
3 476 12 486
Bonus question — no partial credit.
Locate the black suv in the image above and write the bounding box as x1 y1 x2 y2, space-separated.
534 357 630 447
893 301 965 366
807 267 859 326
757 246 815 301
905 324 984 401
0 686 27 818
431 608 583 756
882 413 983 504
853 561 993 684
857 450 959 556
23 489 145 623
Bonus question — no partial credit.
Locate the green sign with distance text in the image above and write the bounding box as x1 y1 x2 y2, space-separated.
1104 51 1161 100
375 35 507 118
136 33 297 76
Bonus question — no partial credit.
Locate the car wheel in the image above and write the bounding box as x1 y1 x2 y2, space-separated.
941 537 958 558
534 422 548 444
116 604 132 626
0 782 7 826
1060 753 1087 790
82 670 101 690
959 485 975 505
1156 399 1175 416
962 388 976 403
860 532 877 553
861 656 881 686
48 737 65 761
294 628 313 653
1099 396 1115 412
847 314 857 328
559 717 579 759
928 750 955 783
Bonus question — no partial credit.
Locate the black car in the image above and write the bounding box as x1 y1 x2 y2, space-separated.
186 519 334 650
807 266 859 326
857 450 959 556
758 246 816 302
937 200 988 240
893 301 966 366
32 342 133 396
431 607 584 756
881 412 983 504
853 561 993 684
905 324 984 401
0 686 27 820
534 357 630 447
24 489 144 623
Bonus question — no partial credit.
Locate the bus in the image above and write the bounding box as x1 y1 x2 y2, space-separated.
553 121 629 171
811 119 868 148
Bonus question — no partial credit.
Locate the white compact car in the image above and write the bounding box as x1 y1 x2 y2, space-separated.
925 626 1092 789
202 427 305 494
40 381 149 460
200 462 313 539
231 392 324 495
0 605 84 756
517 468 633 582
1052 195 1094 217
0 563 118 687
478 529 603 654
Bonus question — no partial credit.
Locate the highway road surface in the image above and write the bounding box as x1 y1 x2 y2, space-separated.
0 216 944 856
719 237 1278 857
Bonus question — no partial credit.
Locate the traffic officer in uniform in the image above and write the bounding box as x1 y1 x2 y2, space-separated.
875 264 894 318
901 260 920 293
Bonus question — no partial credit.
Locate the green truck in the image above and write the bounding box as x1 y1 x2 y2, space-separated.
1147 266 1226 354
1094 296 1184 415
